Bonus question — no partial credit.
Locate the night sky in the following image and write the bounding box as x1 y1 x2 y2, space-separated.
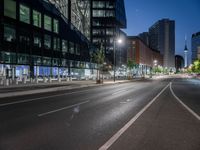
124 0 200 64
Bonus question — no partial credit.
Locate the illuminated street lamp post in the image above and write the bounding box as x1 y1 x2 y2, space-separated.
114 38 122 82
153 60 158 74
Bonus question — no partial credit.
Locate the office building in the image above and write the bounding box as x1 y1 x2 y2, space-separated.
91 0 127 66
175 55 184 71
127 36 163 75
138 32 149 46
48 0 91 40
191 31 200 63
0 0 95 85
149 19 175 68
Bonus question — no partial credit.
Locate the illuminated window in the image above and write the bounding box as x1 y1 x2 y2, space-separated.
33 10 41 27
20 4 30 24
4 24 16 42
44 15 52 31
33 34 41 48
4 0 16 19
54 37 60 51
62 40 68 52
44 35 51 49
69 42 74 54
53 19 59 33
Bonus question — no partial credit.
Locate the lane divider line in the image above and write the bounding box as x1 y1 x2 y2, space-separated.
0 89 93 107
98 82 170 150
0 84 132 107
112 89 127 95
38 100 90 117
170 82 200 121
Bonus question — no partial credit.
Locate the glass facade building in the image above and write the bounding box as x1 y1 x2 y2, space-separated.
48 0 91 40
0 0 96 83
91 0 127 66
191 32 200 63
149 19 175 68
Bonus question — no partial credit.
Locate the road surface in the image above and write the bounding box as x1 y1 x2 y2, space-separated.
0 77 199 150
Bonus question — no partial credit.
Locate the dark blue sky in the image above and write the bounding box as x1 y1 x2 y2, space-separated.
124 0 200 63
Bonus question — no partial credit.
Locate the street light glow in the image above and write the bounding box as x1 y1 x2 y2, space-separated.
153 60 158 64
117 39 122 44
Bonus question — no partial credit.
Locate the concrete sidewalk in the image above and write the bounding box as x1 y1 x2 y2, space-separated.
0 79 142 98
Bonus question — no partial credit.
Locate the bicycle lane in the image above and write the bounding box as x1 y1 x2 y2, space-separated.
102 83 200 150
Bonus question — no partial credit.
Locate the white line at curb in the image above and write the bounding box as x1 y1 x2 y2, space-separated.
170 82 200 121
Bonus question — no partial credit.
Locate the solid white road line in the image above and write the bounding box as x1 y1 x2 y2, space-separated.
98 82 170 150
0 89 94 107
38 100 90 117
170 82 200 121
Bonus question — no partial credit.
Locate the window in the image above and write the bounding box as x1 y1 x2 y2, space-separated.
106 10 115 17
44 35 51 49
61 59 67 67
52 58 59 66
93 1 105 8
69 42 74 54
106 28 114 36
33 56 42 65
44 15 52 31
76 44 80 55
4 24 16 42
20 4 30 24
53 37 60 51
18 54 29 64
19 35 30 46
33 35 41 48
93 10 105 17
4 0 16 19
106 2 114 9
62 40 68 52
33 10 41 27
4 52 16 63
53 19 59 33
43 57 51 66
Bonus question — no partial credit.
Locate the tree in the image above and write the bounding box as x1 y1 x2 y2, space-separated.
127 59 137 79
92 44 105 83
193 59 200 73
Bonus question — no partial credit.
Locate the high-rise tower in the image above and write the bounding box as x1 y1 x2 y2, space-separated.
191 32 200 63
184 36 188 67
91 0 127 65
149 19 175 68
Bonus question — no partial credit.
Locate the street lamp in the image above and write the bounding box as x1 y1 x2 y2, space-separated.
153 60 158 74
153 60 158 65
114 38 123 82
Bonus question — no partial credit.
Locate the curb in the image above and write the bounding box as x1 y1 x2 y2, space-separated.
0 84 98 98
0 79 144 98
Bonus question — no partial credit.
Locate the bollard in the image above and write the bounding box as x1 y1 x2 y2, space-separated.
5 79 9 86
36 78 39 84
48 77 52 83
22 77 27 84
15 78 18 85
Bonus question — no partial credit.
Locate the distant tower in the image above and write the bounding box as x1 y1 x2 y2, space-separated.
184 35 188 67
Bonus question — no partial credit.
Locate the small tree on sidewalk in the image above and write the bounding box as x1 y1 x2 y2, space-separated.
127 59 137 79
92 44 105 83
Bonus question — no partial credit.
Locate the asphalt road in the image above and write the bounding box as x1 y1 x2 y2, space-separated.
0 77 199 150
